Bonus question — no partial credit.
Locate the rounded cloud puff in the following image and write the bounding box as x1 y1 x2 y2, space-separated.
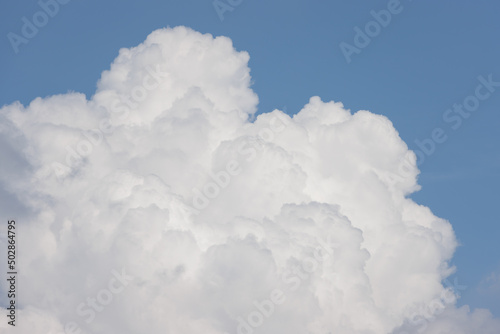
0 26 498 334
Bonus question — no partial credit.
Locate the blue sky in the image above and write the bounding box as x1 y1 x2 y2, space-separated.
1 0 499 317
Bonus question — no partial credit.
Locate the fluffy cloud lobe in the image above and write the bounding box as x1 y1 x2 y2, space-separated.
1 26 499 334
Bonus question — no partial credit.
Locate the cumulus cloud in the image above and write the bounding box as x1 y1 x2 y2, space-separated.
0 26 498 334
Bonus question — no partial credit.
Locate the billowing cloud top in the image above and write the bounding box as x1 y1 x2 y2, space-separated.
1 26 499 334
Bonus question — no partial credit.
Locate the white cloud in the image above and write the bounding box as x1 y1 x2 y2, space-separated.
0 26 498 334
